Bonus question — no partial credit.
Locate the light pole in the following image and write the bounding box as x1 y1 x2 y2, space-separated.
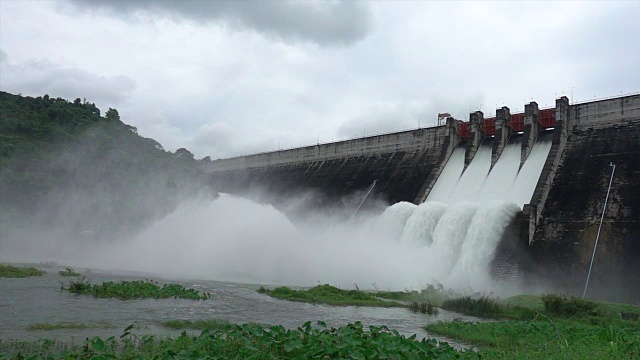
583 162 616 298
317 132 320 145
571 87 574 105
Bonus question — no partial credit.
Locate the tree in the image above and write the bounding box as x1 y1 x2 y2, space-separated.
176 148 194 160
105 108 120 121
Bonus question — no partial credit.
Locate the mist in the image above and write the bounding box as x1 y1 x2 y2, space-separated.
2 188 522 294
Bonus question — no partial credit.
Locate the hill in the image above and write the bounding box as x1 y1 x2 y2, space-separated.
0 91 206 242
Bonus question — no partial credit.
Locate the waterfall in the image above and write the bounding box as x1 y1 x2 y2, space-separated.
397 137 554 290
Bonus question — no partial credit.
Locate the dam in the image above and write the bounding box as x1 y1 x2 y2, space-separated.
204 94 640 302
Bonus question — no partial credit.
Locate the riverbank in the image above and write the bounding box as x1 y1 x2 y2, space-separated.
426 294 640 359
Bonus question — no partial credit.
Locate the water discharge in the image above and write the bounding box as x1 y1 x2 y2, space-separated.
2 137 552 295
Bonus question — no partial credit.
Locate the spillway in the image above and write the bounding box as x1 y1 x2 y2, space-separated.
426 137 552 207
386 135 554 290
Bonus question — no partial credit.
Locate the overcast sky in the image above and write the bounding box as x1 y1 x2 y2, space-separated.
1 1 638 159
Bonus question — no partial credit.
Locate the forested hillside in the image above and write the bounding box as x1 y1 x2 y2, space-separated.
0 91 206 241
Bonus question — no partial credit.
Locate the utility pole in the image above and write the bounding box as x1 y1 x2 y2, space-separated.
571 87 574 105
583 162 616 298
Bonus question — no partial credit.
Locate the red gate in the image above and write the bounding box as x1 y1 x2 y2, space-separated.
482 117 495 135
456 121 469 139
538 108 556 128
509 113 524 132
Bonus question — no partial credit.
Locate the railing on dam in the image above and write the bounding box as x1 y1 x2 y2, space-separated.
206 123 450 172
220 123 447 161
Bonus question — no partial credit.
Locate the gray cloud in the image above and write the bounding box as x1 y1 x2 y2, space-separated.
0 55 136 105
64 0 372 46
0 50 7 63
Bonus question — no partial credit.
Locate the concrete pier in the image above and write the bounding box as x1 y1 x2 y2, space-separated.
521 101 540 168
465 111 485 169
491 106 513 169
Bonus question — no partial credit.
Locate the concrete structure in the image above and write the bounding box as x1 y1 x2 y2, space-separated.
205 123 459 205
204 93 640 302
465 111 485 168
491 107 513 169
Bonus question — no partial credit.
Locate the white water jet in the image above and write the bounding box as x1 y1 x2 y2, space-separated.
476 142 521 203
448 145 492 203
425 147 465 202
447 202 521 289
510 140 552 206
429 202 480 277
400 201 447 247
372 201 417 241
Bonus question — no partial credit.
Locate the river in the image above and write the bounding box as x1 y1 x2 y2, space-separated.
0 265 481 348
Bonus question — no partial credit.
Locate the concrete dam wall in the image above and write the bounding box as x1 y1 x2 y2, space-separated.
204 93 640 301
205 124 458 205
528 94 640 301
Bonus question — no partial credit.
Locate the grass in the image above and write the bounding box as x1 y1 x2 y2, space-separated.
27 323 114 331
58 267 81 277
441 296 506 318
427 317 640 359
0 264 46 278
409 302 439 315
0 322 478 359
426 294 640 359
160 319 231 330
63 278 210 300
258 284 404 307
374 284 457 306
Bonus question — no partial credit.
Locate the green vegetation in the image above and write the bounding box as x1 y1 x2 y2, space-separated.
0 264 45 278
409 302 439 315
64 279 210 300
258 284 404 307
427 318 639 359
374 283 455 306
0 91 205 242
58 267 81 277
27 323 114 331
160 319 231 330
0 322 476 359
427 294 640 359
441 296 517 319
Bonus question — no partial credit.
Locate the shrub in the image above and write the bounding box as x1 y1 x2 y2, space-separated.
541 294 598 317
442 296 503 317
0 264 46 278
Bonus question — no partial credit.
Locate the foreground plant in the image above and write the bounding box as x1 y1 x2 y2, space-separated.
0 322 477 359
0 264 45 278
63 278 210 300
258 284 403 307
